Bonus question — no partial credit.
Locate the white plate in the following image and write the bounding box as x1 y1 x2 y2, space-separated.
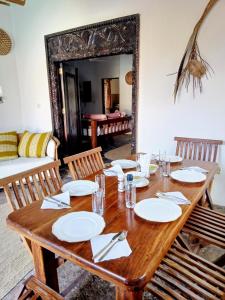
126 171 149 188
170 170 206 183
62 180 99 196
52 211 105 242
134 178 149 188
163 155 183 163
111 159 137 169
134 198 182 222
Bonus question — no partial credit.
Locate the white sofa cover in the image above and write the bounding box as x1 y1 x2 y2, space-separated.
0 138 58 180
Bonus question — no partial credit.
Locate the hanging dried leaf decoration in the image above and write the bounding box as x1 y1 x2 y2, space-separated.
174 0 219 101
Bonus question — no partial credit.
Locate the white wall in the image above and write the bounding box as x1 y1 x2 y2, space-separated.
0 6 21 131
71 55 132 114
9 0 225 205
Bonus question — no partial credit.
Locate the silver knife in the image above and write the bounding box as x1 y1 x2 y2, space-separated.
49 195 71 207
92 231 123 260
156 192 190 204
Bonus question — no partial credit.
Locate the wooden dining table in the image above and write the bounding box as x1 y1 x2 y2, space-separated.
7 159 218 299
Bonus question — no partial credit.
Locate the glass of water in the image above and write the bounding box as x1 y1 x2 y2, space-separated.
125 182 136 209
92 188 104 216
162 159 170 177
95 174 105 197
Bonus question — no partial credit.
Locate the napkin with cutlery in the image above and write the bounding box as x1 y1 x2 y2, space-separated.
41 191 71 209
103 164 124 176
156 191 191 205
91 232 132 263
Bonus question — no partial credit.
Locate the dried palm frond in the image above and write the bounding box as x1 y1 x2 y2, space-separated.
174 0 219 101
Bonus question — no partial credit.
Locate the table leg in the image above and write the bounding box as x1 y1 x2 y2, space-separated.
116 286 143 300
31 241 59 292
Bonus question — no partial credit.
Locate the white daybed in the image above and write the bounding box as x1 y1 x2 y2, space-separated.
0 136 60 180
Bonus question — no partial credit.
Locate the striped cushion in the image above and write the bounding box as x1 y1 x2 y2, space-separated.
0 131 18 161
18 131 51 158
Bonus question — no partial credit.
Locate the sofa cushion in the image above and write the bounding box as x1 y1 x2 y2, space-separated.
18 131 51 158
0 131 18 161
0 156 54 179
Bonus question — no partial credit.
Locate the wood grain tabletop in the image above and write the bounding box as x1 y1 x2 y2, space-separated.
6 159 218 294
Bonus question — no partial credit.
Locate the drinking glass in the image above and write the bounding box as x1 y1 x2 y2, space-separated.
136 153 142 172
162 160 170 177
92 188 104 216
125 183 136 209
95 174 105 197
158 151 165 176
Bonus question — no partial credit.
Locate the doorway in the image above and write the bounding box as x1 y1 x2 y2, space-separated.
45 14 139 157
60 54 133 155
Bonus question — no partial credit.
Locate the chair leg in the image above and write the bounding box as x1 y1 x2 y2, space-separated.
205 188 214 210
18 287 34 300
199 188 214 209
213 253 225 267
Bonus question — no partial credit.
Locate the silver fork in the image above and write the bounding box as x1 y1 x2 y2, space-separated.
97 231 128 262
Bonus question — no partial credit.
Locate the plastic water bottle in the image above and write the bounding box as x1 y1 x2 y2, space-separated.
125 174 136 208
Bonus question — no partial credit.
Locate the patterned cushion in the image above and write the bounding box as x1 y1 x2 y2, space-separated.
18 131 51 158
0 131 18 161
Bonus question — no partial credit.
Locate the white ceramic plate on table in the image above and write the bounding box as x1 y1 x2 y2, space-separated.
126 171 149 188
162 155 183 163
170 170 206 183
52 211 105 242
111 159 137 169
134 198 182 222
62 180 99 196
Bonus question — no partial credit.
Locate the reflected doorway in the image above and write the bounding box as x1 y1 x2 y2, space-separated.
102 78 119 114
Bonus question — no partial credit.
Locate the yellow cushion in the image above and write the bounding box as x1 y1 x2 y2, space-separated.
18 131 51 158
0 131 18 161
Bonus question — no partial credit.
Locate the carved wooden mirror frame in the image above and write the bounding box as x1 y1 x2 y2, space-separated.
45 14 139 154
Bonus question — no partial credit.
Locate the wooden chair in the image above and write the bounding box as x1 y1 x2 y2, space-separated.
174 137 225 264
183 205 225 258
175 136 223 209
174 136 223 162
0 160 62 254
0 161 67 300
19 276 63 300
64 147 105 180
146 244 225 299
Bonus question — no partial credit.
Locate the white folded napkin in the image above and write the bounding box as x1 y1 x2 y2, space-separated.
91 233 132 263
139 154 151 177
184 166 208 173
41 191 71 209
158 191 191 205
103 164 124 176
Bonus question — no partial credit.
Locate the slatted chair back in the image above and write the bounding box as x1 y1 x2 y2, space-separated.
146 244 225 299
0 160 62 211
63 147 105 180
174 137 223 162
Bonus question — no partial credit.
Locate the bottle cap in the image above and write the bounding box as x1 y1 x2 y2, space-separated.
127 174 133 181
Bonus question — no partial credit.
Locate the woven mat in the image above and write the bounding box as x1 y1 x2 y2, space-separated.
0 195 33 299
